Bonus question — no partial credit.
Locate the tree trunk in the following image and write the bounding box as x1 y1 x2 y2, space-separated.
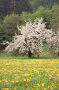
58 52 59 57
28 50 32 58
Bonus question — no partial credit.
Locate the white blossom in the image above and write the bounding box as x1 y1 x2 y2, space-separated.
47 29 59 54
5 19 46 54
5 19 59 56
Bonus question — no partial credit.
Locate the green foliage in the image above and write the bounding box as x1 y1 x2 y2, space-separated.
52 5 59 18
0 14 24 49
21 12 32 22
52 5 59 13
31 6 53 28
0 23 5 49
30 0 59 9
0 24 5 44
3 14 23 42
50 17 59 32
50 5 59 32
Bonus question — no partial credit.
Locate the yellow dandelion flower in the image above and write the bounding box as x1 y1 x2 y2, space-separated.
4 80 8 83
38 84 40 87
48 86 50 88
0 80 1 82
15 80 19 83
16 76 20 79
23 78 26 82
1 88 9 90
11 80 15 83
14 87 16 90
44 88 47 90
42 83 44 87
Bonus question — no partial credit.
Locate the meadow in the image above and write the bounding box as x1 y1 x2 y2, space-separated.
0 59 59 90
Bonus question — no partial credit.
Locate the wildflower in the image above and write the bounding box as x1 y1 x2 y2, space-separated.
15 80 19 83
23 78 26 82
1 88 9 90
11 80 15 83
42 83 44 87
4 80 8 83
14 87 16 90
0 80 1 82
44 88 47 90
48 86 50 88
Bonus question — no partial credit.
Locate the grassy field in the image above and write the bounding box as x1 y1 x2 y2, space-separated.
0 59 59 90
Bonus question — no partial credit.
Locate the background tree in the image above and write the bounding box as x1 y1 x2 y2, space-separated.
31 6 53 29
47 30 59 56
50 5 59 32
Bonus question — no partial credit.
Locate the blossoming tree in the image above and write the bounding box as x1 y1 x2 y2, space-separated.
5 19 59 57
5 19 46 57
47 29 59 56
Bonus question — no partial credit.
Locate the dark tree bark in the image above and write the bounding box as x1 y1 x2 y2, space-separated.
58 52 59 57
28 50 32 58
